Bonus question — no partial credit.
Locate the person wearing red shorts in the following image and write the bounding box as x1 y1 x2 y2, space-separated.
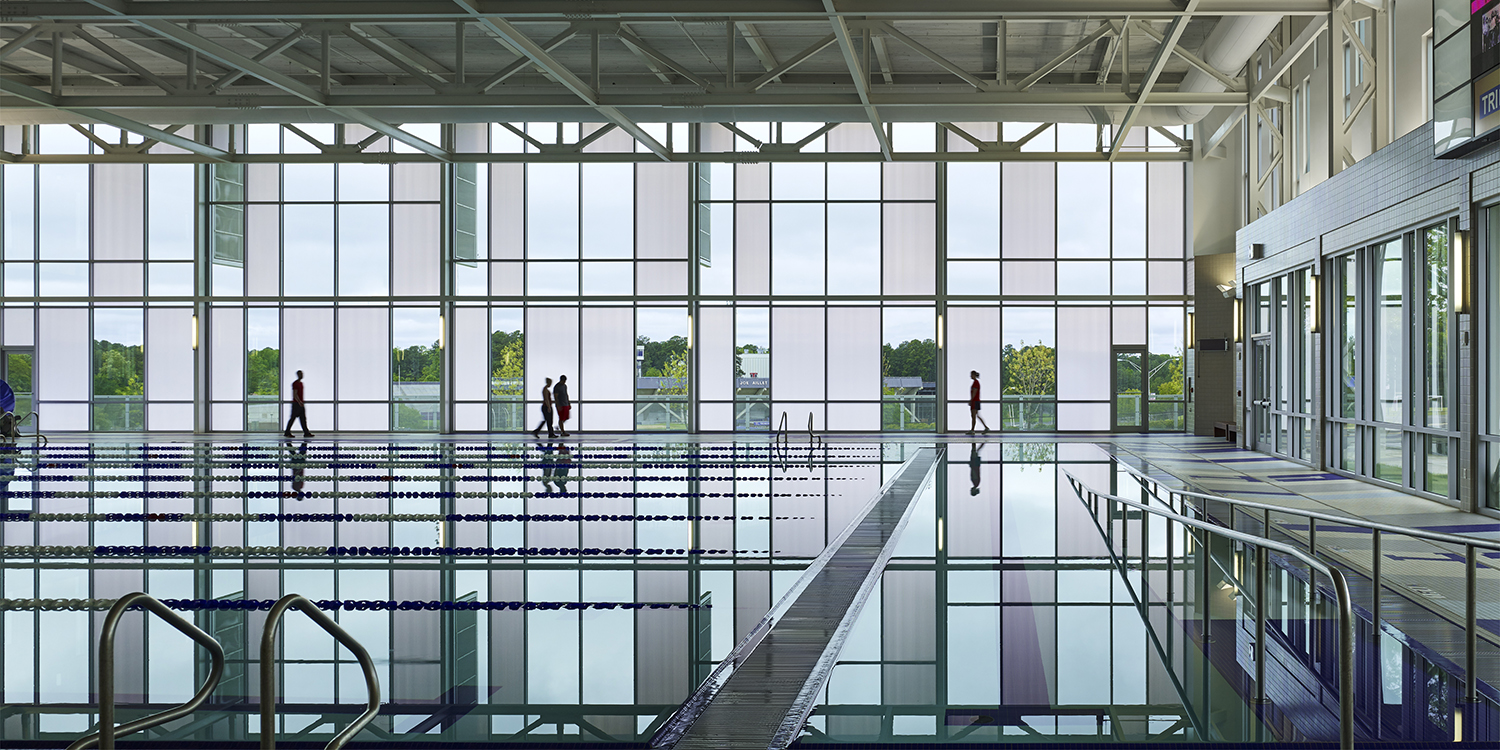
967 370 990 435
554 374 572 437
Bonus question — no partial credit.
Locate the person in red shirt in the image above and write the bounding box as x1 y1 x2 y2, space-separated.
284 370 314 438
967 370 990 435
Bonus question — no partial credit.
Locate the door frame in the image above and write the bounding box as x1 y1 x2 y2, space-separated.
1111 345 1148 433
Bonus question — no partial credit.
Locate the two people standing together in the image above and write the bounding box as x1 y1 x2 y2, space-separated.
533 375 572 438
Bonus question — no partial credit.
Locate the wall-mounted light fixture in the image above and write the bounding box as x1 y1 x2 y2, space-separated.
1308 273 1320 333
1233 298 1242 343
438 315 446 349
1187 312 1195 344
191 315 199 350
1454 229 1468 314
936 314 944 349
686 314 694 349
1216 283 1236 299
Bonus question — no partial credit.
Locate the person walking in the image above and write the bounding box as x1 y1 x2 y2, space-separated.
284 370 315 438
533 377 556 438
967 370 990 435
554 374 572 436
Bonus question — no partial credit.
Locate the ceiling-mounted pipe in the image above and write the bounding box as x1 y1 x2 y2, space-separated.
1174 15 1282 124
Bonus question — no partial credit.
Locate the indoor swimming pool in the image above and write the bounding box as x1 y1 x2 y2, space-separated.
0 438 1493 747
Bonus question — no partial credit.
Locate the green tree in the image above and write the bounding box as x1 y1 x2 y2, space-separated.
1007 343 1056 396
490 331 525 397
639 335 689 376
658 350 689 395
92 342 144 396
247 347 280 396
881 338 937 381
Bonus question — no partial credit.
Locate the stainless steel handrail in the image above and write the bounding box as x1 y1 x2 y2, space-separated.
260 594 381 750
775 412 789 449
1112 457 1499 707
1064 471 1355 750
806 412 822 451
67 592 226 750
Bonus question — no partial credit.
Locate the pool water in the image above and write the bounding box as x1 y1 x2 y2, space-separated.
0 438 1488 746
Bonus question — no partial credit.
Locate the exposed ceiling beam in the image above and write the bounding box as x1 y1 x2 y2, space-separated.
1108 0 1198 160
873 21 988 90
136 19 328 104
11 1 1339 21
825 6 893 160
745 33 836 91
1015 23 1113 91
0 90 1250 111
0 76 230 160
456 7 672 160
616 27 716 91
1 148 1191 164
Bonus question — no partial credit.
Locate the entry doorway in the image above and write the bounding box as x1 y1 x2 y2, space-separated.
1112 347 1147 432
1251 337 1273 451
0 348 34 433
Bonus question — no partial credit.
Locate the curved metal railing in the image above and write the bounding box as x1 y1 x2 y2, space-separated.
1111 456 1500 708
1063 470 1355 750
67 592 226 750
260 594 381 750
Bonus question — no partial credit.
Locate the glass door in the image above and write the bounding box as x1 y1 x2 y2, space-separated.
1252 337 1273 450
1113 347 1147 432
0 348 34 433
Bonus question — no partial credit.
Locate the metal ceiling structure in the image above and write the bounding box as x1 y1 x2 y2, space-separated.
0 0 1328 162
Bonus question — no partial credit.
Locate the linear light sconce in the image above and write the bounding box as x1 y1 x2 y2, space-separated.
1308 273 1320 333
1233 299 1242 343
1454 229 1468 314
438 315 446 349
936 314 944 349
191 315 199 350
686 314 693 349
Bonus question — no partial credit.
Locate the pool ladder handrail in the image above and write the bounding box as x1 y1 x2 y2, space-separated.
1063 470 1356 750
774 412 822 450
66 592 226 750
1113 456 1500 711
260 594 381 750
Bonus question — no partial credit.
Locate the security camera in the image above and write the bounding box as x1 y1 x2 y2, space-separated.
1216 283 1236 299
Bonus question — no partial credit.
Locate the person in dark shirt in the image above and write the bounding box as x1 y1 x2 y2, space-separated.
284 370 314 438
532 378 556 438
554 375 572 437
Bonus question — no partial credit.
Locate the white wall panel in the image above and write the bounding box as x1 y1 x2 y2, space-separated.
38 308 89 401
1057 307 1110 401
146 307 194 401
771 307 825 401
826 307 881 401
337 307 390 401
581 308 633 402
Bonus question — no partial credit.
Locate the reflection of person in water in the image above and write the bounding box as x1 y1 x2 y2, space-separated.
290 441 309 500
551 442 573 495
969 442 983 496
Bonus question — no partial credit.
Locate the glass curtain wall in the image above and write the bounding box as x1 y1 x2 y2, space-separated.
1325 220 1456 501
0 125 195 430
3 122 1190 433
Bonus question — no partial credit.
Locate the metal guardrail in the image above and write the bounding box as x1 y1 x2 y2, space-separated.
260 594 381 750
66 592 226 750
1063 471 1355 750
1112 457 1500 709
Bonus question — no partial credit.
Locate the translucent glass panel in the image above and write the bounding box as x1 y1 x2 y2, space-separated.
146 307 194 400
93 165 144 260
147 165 194 259
1057 307 1111 401
210 307 244 402
582 308 634 402
282 308 334 408
39 165 89 259
883 204 935 296
772 307 825 401
697 307 734 401
583 164 633 258
827 307 881 401
338 308 390 401
38 308 89 402
392 204 440 296
526 307 579 414
4 165 37 260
